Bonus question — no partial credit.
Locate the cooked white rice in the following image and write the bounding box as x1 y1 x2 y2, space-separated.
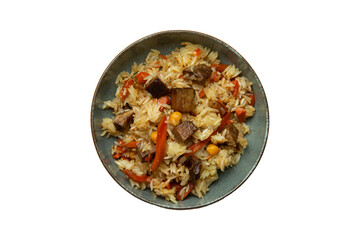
101 42 255 203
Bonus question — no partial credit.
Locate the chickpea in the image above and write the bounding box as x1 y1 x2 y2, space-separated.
206 144 220 156
169 111 182 126
151 131 157 143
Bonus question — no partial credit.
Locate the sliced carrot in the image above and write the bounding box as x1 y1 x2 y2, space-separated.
213 63 228 72
151 115 167 172
122 169 152 183
124 141 140 148
112 153 122 159
184 138 211 157
136 72 149 84
235 107 246 123
116 146 126 153
117 139 139 148
165 181 171 190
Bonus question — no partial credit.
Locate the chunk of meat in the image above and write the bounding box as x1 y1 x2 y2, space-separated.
145 77 170 98
171 88 195 113
185 156 202 183
136 141 156 161
113 110 134 131
183 64 212 84
222 123 239 147
172 121 198 142
208 100 227 116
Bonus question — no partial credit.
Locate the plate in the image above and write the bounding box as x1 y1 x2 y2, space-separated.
91 30 269 209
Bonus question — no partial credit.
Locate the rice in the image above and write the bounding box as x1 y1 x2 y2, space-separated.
101 42 255 203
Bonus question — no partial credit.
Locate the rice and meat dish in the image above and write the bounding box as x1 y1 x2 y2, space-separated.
101 42 255 203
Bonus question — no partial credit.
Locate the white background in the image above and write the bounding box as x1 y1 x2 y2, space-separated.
1 0 359 239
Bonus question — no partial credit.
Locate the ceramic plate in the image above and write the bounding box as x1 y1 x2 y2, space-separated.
91 30 269 209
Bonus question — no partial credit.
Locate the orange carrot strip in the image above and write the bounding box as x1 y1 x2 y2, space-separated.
214 63 228 72
122 169 152 183
235 107 246 123
136 72 149 84
124 141 140 148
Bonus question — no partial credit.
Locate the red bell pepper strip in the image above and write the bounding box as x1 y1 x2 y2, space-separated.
193 48 201 56
176 182 194 201
136 72 149 84
185 111 230 156
235 107 246 123
151 115 167 172
120 79 134 100
233 80 239 97
122 169 152 183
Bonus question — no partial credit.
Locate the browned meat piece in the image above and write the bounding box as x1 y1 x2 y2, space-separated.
222 123 239 147
171 88 195 113
136 141 156 161
113 110 134 131
183 64 212 84
145 77 169 98
208 100 227 117
185 156 202 183
172 121 198 142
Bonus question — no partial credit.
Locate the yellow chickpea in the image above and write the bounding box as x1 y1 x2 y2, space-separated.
169 111 182 126
151 131 157 143
206 144 220 156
